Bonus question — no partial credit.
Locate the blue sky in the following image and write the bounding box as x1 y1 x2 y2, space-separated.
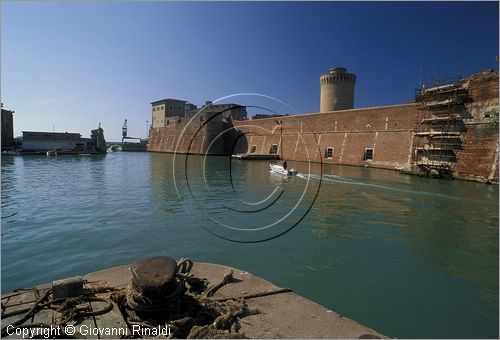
1 1 498 141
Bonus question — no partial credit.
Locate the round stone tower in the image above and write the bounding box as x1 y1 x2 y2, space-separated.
320 67 356 112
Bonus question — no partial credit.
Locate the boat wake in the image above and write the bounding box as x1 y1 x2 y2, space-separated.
296 173 485 202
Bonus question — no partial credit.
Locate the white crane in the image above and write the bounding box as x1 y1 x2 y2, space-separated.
122 119 128 141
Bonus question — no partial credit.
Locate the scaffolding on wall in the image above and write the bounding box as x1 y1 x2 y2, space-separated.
412 78 470 178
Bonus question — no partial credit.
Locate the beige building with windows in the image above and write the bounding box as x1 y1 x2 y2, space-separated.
151 98 187 128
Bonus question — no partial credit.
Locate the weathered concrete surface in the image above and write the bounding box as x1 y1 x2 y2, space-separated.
190 263 386 339
2 262 386 339
1 284 125 339
85 262 386 339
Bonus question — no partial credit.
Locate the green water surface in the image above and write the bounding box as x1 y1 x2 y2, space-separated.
1 152 498 338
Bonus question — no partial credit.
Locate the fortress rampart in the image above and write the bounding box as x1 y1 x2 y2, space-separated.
231 103 419 169
148 69 499 183
148 111 227 155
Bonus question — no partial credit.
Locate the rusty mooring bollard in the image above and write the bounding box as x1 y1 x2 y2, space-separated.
126 256 182 313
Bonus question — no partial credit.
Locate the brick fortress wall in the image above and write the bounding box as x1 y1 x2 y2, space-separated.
232 103 419 171
454 71 499 182
148 71 499 183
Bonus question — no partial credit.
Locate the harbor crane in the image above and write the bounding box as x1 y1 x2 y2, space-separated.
122 119 140 140
122 119 142 142
122 119 128 140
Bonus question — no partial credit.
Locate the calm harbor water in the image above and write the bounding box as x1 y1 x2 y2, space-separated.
1 152 498 338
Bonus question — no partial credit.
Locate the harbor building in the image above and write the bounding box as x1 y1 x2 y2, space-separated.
151 98 187 128
22 131 87 152
1 106 15 149
21 126 107 154
148 67 499 183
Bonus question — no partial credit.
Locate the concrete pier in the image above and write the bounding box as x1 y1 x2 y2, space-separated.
1 262 386 339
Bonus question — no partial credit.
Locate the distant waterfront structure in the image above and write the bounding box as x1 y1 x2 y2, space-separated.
1 105 15 149
21 127 107 154
22 131 86 152
320 67 356 112
121 118 148 152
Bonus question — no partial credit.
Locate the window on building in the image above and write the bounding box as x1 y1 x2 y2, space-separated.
166 120 169 125
153 107 156 111
178 106 181 111
169 105 174 111
325 147 334 159
250 145 256 154
364 148 374 161
269 144 278 155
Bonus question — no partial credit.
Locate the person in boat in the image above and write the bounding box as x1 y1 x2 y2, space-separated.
282 160 288 170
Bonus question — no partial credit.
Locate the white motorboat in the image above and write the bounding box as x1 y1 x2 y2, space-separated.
107 145 120 152
46 150 57 156
269 164 297 176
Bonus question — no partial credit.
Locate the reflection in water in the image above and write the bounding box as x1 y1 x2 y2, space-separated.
171 155 320 242
150 152 183 214
308 163 498 336
1 153 498 338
